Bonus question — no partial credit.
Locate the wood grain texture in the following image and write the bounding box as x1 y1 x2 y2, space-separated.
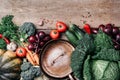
0 0 120 29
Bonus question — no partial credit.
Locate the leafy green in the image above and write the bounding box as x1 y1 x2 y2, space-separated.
71 50 86 80
94 30 113 52
71 30 120 80
71 34 95 80
91 60 120 80
76 34 95 53
83 55 92 80
91 60 109 80
0 15 19 43
118 61 120 70
0 39 6 49
92 48 120 61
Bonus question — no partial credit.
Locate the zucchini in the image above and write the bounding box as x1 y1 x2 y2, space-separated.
65 30 78 46
70 24 85 40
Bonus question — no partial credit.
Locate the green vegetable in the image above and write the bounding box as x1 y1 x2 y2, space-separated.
20 58 32 71
65 30 78 46
76 34 95 53
20 59 41 80
0 39 6 49
69 24 85 40
92 48 120 61
0 15 19 42
71 30 120 80
94 30 113 52
21 70 34 80
71 34 94 80
30 66 41 77
71 50 86 80
91 60 120 80
83 55 92 80
19 22 36 39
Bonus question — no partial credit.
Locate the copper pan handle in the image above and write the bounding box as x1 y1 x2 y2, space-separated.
68 74 76 80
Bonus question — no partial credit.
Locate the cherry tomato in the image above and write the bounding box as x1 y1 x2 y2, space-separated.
50 30 60 40
16 47 27 57
56 21 67 32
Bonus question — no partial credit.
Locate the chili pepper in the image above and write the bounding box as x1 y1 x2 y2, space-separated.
0 34 3 38
83 24 91 34
3 37 10 44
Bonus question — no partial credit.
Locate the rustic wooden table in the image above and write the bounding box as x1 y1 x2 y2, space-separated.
0 0 120 30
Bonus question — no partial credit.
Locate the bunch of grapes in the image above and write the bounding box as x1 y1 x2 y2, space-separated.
27 31 51 53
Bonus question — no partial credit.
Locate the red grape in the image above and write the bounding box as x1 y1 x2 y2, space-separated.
38 31 46 39
91 28 98 34
114 44 120 50
116 33 120 42
99 24 105 31
43 35 51 42
112 27 119 35
39 41 45 47
28 35 36 43
28 44 34 50
103 24 113 35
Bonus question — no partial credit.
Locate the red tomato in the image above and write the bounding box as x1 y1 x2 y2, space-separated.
16 47 27 57
56 21 67 32
50 30 60 40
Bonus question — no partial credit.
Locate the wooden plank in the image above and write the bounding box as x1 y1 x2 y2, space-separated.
0 0 120 29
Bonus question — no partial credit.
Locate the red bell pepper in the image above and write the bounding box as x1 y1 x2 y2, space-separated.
83 24 91 34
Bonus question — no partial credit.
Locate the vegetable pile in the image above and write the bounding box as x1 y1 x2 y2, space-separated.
0 14 120 80
0 15 52 80
69 24 120 80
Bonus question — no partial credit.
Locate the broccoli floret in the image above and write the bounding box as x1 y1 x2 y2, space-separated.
19 22 36 37
21 70 34 80
21 58 32 71
30 66 41 77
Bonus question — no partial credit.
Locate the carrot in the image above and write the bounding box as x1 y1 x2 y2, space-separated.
24 47 36 63
26 53 36 66
33 53 39 65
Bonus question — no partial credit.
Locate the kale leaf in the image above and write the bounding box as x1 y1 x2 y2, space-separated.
94 30 113 52
76 34 95 54
92 48 120 61
83 55 92 80
71 34 95 80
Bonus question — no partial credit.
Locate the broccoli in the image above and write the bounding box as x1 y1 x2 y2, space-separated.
21 70 34 80
20 59 41 80
20 58 32 71
30 66 41 77
19 22 36 37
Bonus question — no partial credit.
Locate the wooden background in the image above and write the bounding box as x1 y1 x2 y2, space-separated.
0 0 120 30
